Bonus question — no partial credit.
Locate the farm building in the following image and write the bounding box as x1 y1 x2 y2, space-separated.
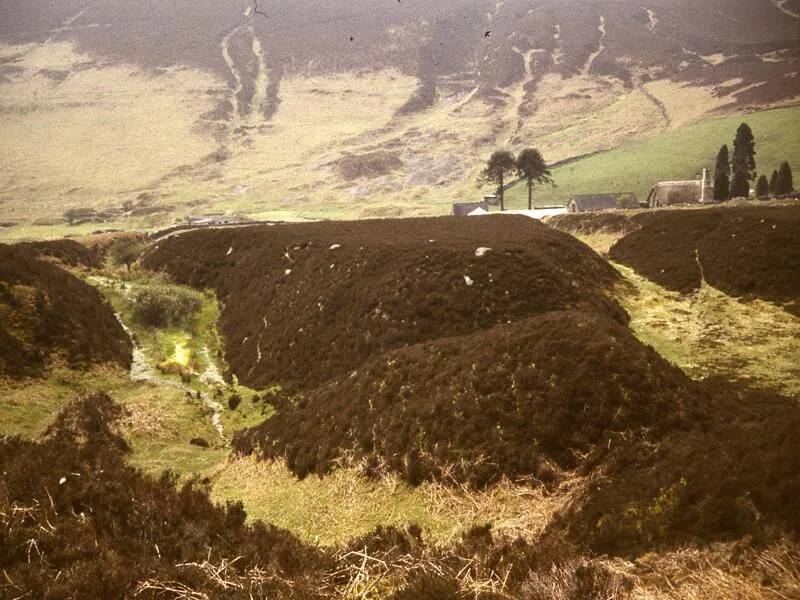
502 206 568 220
185 213 241 226
566 193 638 213
647 180 713 207
452 201 489 216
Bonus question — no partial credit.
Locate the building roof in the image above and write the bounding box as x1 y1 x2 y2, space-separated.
467 207 489 216
647 180 710 206
453 201 489 216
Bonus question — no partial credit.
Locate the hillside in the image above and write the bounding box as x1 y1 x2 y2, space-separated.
0 241 132 377
1 0 799 236
504 107 800 208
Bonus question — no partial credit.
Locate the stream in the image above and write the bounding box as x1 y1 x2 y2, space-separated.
88 276 226 439
116 317 226 439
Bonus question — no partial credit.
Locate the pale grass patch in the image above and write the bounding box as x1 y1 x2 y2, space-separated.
631 540 800 599
209 455 583 547
519 73 661 161
642 80 735 129
0 365 131 438
0 41 220 220
570 230 629 255
615 263 800 396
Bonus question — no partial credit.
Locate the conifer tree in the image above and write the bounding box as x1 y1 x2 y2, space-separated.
516 148 553 210
481 150 516 211
775 161 794 195
755 175 769 198
769 169 779 195
731 123 756 180
730 168 750 198
713 144 730 201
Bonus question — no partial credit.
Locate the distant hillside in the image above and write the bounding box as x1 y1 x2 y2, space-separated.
504 106 800 208
0 0 798 234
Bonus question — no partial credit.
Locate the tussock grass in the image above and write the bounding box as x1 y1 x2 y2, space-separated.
209 455 580 547
615 262 800 396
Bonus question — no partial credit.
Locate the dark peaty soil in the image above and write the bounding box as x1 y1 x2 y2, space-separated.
608 206 800 311
143 215 626 391
15 238 103 268
232 309 702 488
0 243 131 378
0 393 330 599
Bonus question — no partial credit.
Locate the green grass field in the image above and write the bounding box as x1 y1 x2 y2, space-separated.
504 106 800 209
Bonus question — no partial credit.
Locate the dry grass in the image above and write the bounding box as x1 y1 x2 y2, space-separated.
0 36 745 233
615 262 800 396
642 80 735 129
631 541 800 599
0 42 219 221
208 455 582 547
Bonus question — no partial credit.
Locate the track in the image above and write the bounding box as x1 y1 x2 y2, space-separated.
582 15 606 76
773 0 800 19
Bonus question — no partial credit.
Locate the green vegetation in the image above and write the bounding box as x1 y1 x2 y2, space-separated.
777 161 795 195
504 107 800 208
730 167 750 198
109 236 146 271
731 122 756 181
756 175 769 198
613 263 800 397
131 283 204 328
714 144 730 201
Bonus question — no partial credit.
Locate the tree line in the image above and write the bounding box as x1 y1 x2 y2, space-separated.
482 148 553 211
713 123 794 201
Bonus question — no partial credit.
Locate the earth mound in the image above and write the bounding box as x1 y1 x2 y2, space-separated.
608 206 800 311
0 243 132 378
563 381 800 555
0 393 329 598
15 238 102 268
143 216 625 391
232 309 702 487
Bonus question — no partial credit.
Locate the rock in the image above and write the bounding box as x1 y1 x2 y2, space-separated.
475 247 492 257
190 437 209 448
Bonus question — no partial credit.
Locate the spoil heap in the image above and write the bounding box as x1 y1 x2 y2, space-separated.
233 309 701 487
144 216 625 391
609 206 800 309
0 243 131 378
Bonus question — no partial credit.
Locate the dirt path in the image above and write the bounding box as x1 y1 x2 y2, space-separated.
581 15 606 76
645 7 659 32
773 0 800 19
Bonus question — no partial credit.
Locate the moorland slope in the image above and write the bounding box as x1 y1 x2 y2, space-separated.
1 0 798 232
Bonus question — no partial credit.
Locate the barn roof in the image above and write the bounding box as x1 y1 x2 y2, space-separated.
453 201 489 216
647 180 711 206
